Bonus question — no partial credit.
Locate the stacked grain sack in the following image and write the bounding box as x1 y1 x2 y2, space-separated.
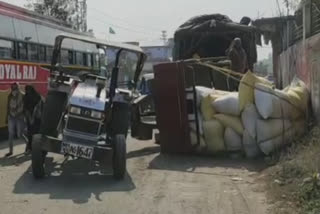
189 87 215 152
201 90 231 154
252 76 309 155
195 71 309 158
189 87 229 154
238 71 274 158
195 89 243 155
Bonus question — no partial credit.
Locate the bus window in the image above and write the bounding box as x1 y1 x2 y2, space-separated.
82 53 87 66
76 52 83 65
87 53 92 67
18 42 28 60
0 39 14 59
28 43 38 61
46 46 53 63
93 53 99 68
68 50 74 64
39 45 46 62
61 49 69 65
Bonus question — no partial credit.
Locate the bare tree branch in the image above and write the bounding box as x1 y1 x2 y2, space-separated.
25 0 86 31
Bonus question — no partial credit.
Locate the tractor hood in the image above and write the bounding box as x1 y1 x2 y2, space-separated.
69 82 107 111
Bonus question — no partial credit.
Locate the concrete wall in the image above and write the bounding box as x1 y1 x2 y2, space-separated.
274 0 320 121
277 34 320 121
278 41 309 88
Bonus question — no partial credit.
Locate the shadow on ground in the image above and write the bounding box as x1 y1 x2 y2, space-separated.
0 139 29 166
13 157 136 204
127 145 160 159
0 139 25 151
0 153 31 167
148 153 268 175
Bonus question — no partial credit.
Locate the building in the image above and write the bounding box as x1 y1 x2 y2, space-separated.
253 0 320 122
141 39 173 73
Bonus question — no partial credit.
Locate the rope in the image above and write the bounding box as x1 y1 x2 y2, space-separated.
189 61 306 117
183 60 308 153
197 61 309 154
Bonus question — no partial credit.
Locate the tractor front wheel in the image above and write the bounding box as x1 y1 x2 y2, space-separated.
31 134 46 179
112 135 126 180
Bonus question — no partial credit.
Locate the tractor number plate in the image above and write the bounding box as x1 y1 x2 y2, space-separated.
61 142 94 160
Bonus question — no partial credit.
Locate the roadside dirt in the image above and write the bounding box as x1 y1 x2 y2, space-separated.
0 138 271 214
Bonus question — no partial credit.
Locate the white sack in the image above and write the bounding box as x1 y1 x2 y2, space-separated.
243 130 261 158
256 119 292 143
224 127 242 152
195 86 214 107
259 120 306 155
241 104 260 138
203 120 225 153
212 92 240 116
255 83 300 119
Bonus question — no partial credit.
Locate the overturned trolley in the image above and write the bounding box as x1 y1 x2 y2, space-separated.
153 14 260 153
32 34 146 180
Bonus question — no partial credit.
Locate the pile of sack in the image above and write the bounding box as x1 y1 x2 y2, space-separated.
190 72 309 158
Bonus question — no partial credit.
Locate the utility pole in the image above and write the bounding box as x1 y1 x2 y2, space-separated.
276 0 283 16
161 30 167 45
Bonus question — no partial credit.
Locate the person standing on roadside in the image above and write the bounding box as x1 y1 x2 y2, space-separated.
226 37 248 74
23 85 42 153
226 38 248 90
6 83 24 157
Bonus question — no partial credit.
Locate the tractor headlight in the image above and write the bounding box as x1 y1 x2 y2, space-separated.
70 106 81 115
91 110 104 119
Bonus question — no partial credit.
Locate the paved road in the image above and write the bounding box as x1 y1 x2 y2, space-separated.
0 138 270 214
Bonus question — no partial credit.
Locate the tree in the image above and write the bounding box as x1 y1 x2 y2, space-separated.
254 54 273 76
282 0 302 14
25 0 87 31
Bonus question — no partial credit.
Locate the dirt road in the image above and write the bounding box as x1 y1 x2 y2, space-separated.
0 138 270 214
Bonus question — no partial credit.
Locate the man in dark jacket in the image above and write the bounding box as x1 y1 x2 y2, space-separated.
23 85 42 153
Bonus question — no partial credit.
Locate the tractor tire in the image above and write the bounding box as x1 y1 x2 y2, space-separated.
31 134 46 179
40 91 67 137
113 135 126 180
109 103 130 137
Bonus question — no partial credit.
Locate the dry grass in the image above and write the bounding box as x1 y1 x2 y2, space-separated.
265 126 320 214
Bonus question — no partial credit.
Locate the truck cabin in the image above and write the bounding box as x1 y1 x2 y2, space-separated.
172 14 260 91
173 14 259 71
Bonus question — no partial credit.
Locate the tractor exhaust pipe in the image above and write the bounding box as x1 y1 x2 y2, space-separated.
96 79 106 98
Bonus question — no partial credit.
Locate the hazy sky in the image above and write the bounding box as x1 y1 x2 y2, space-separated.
4 0 280 59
